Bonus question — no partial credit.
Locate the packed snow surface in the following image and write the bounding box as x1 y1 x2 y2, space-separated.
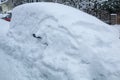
0 2 120 80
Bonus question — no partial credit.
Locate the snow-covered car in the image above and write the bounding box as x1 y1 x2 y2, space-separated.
2 13 12 21
0 2 120 80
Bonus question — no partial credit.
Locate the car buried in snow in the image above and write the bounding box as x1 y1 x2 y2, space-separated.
2 13 12 22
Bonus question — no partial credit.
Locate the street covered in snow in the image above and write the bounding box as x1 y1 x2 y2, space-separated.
0 2 120 80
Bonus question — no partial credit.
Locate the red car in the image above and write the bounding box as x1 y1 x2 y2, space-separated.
2 13 12 22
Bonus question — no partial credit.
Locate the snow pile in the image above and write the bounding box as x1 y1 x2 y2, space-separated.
113 25 120 31
0 19 9 37
0 51 28 80
112 25 120 39
1 2 120 80
0 19 28 80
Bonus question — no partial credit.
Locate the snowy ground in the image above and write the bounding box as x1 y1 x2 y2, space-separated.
0 2 120 80
112 25 120 31
111 25 120 38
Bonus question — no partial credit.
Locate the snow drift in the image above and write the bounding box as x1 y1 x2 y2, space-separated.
1 2 120 80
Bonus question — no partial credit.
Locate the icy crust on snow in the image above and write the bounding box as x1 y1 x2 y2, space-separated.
2 2 120 80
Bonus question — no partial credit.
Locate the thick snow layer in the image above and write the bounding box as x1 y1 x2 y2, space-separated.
0 19 9 36
0 50 28 80
112 25 120 39
1 2 120 80
0 19 28 80
113 25 120 31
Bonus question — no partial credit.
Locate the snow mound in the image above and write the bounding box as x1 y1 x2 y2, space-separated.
1 2 120 80
0 19 9 36
0 50 28 80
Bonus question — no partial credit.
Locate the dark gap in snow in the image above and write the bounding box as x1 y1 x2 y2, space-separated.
32 33 42 39
32 33 48 46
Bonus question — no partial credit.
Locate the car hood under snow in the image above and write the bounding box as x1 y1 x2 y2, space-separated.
0 2 120 80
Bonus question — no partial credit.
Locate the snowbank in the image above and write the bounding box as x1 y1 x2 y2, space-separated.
0 50 28 80
112 25 120 39
1 2 120 80
0 18 28 80
0 19 9 36
113 25 120 31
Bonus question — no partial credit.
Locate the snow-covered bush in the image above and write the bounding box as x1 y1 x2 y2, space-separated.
1 2 120 80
